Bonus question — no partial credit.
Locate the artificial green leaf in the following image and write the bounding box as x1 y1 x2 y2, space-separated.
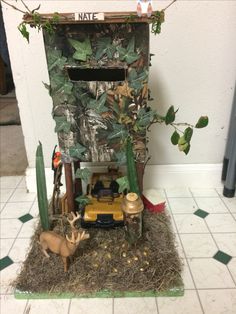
18 23 29 43
121 96 130 113
126 52 140 65
106 45 116 59
151 10 165 35
171 131 180 145
117 47 139 65
136 108 156 128
54 116 71 133
184 143 191 155
95 37 115 60
116 176 130 193
47 48 67 71
43 21 54 35
165 106 175 125
107 124 128 140
128 68 138 81
128 68 148 91
116 37 139 65
127 36 135 53
114 151 127 165
75 168 91 182
184 127 193 142
178 136 188 152
87 92 108 114
69 143 87 160
195 116 209 128
63 81 73 95
73 51 87 62
50 73 65 91
52 12 60 24
75 195 91 206
68 37 92 61
112 101 120 115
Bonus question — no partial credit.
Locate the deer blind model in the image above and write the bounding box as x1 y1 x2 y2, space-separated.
42 14 151 212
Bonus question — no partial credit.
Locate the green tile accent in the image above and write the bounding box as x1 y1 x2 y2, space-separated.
18 213 33 223
213 250 232 265
0 256 14 271
194 209 209 219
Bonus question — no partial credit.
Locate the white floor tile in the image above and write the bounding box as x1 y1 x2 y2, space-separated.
180 234 217 258
0 219 22 239
28 299 70 314
17 178 27 189
165 188 192 198
195 197 229 213
221 197 236 213
181 258 195 289
175 235 185 258
198 289 236 314
114 297 157 314
0 189 15 203
0 295 27 314
228 258 236 282
173 214 209 234
188 258 235 289
190 188 219 197
70 298 112 314
0 176 22 189
17 218 38 238
168 198 197 214
8 238 32 262
29 201 39 217
0 238 15 259
0 202 33 219
212 233 236 257
0 262 22 294
0 202 6 212
157 290 202 314
205 214 236 233
8 189 36 202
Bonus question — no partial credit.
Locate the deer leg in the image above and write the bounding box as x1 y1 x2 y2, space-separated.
42 248 50 258
62 256 68 272
39 241 50 258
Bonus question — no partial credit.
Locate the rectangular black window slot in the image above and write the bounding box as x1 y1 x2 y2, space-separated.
67 67 127 82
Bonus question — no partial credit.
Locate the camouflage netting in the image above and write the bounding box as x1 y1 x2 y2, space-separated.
43 23 150 164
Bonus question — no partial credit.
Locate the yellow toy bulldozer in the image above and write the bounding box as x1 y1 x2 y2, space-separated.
81 170 124 228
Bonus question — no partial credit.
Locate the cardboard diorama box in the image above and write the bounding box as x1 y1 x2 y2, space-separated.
43 21 150 165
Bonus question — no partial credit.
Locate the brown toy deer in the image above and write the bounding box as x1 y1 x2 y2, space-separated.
39 212 89 272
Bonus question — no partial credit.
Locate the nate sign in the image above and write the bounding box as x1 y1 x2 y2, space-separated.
74 12 105 21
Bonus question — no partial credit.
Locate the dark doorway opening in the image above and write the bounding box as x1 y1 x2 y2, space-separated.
67 67 127 82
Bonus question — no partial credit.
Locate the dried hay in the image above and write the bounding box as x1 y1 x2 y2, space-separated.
13 210 183 295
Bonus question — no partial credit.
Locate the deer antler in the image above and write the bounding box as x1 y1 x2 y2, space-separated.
78 230 90 242
66 230 90 244
67 212 81 231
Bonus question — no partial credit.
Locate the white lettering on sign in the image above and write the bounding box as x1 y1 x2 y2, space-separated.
74 12 105 21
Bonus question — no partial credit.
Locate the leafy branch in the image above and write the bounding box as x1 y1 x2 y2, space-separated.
151 0 177 35
1 0 59 42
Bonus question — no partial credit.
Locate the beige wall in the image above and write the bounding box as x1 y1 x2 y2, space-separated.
2 1 236 168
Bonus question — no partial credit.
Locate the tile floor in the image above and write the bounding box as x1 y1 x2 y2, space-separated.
0 176 236 314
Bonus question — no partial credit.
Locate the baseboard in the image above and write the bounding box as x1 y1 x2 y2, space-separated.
25 163 223 194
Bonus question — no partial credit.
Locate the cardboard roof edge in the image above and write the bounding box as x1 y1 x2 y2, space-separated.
22 11 156 24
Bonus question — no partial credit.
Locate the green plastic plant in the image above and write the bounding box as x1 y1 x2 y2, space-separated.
36 142 50 230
